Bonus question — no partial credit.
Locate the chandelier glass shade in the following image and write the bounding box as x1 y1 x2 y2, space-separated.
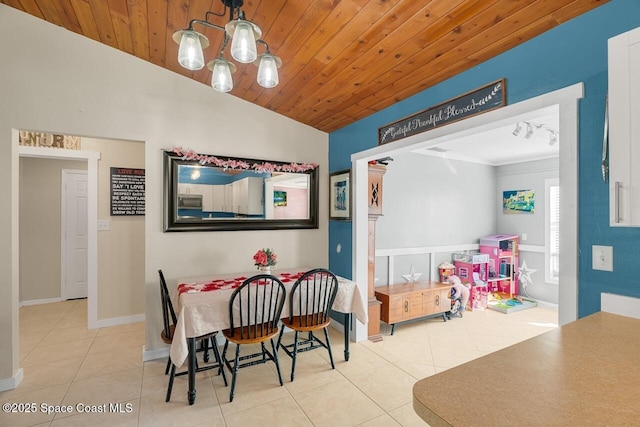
173 1 281 92
228 20 260 63
256 53 281 88
209 57 236 93
176 30 208 71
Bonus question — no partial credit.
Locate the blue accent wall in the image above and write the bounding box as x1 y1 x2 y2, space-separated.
179 165 269 185
329 0 640 317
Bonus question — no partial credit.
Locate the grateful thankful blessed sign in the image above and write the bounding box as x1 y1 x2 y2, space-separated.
378 79 506 145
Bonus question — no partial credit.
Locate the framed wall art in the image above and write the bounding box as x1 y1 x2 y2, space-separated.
273 190 287 207
329 169 351 221
503 189 535 214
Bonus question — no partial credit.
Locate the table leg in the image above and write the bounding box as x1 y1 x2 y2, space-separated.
187 337 196 405
344 313 351 361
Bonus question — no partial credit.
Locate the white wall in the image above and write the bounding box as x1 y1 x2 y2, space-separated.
375 151 496 283
496 158 559 303
0 5 328 385
376 152 496 247
496 158 558 244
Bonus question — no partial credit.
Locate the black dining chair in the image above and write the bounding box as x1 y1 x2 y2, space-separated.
221 274 286 402
277 268 339 381
159 269 227 402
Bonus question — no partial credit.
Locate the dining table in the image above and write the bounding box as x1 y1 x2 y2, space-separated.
412 311 640 426
169 268 368 405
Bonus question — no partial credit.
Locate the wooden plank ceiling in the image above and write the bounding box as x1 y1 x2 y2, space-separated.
1 0 607 133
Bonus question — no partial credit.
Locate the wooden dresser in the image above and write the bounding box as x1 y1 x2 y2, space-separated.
374 281 452 335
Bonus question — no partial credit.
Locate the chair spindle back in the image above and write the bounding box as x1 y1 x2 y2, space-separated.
289 268 339 327
228 274 286 340
159 269 178 340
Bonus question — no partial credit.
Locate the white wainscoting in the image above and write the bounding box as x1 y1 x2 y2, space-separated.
376 243 546 284
376 244 480 284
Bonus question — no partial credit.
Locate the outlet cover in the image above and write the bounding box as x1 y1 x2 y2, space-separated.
592 245 613 272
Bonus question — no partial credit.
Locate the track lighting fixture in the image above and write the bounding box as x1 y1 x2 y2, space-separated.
512 121 559 146
512 123 522 136
524 123 534 139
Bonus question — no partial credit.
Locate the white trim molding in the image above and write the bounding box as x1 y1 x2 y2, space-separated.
601 293 640 319
519 244 545 253
0 368 23 392
19 298 63 307
352 83 583 330
94 314 145 329
142 345 169 362
376 244 480 284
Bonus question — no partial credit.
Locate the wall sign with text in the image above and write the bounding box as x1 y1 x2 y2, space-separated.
110 167 145 216
378 79 506 145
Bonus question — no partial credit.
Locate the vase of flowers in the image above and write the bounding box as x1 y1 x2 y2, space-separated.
253 248 277 273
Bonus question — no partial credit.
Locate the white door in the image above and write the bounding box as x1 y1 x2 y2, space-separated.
62 170 88 300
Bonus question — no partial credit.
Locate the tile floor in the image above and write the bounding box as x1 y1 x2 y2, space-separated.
1 299 558 427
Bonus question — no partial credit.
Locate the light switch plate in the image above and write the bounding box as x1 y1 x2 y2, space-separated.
97 219 110 231
592 245 613 271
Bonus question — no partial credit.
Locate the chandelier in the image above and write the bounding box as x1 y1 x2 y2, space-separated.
172 0 282 93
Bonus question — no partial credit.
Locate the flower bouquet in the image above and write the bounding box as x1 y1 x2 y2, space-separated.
253 248 277 272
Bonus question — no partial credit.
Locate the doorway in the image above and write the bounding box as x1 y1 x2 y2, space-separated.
19 145 100 328
350 84 582 342
61 169 88 300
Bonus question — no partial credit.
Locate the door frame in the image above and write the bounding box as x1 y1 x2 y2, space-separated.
19 145 101 328
350 83 582 342
61 168 89 301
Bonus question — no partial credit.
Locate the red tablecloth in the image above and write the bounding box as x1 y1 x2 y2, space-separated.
177 271 307 295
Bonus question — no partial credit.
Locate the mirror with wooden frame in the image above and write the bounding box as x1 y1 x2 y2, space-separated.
163 150 319 231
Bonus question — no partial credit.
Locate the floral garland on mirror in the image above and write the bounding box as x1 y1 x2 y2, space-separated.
170 147 318 173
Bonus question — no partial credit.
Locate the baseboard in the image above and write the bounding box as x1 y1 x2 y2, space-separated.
533 299 559 310
601 293 640 319
0 368 23 392
142 334 226 362
19 297 62 307
330 318 346 335
142 345 169 362
94 313 145 329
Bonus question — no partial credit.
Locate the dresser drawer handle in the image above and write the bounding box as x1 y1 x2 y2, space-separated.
435 295 440 306
404 301 408 312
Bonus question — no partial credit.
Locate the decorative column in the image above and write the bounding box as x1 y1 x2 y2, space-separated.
367 163 386 342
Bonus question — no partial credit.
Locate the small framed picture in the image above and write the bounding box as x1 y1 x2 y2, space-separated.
329 169 351 221
273 190 287 207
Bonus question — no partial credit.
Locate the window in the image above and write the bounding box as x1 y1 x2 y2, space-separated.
545 178 559 284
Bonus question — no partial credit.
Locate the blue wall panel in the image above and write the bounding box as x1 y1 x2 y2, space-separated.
329 0 640 317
